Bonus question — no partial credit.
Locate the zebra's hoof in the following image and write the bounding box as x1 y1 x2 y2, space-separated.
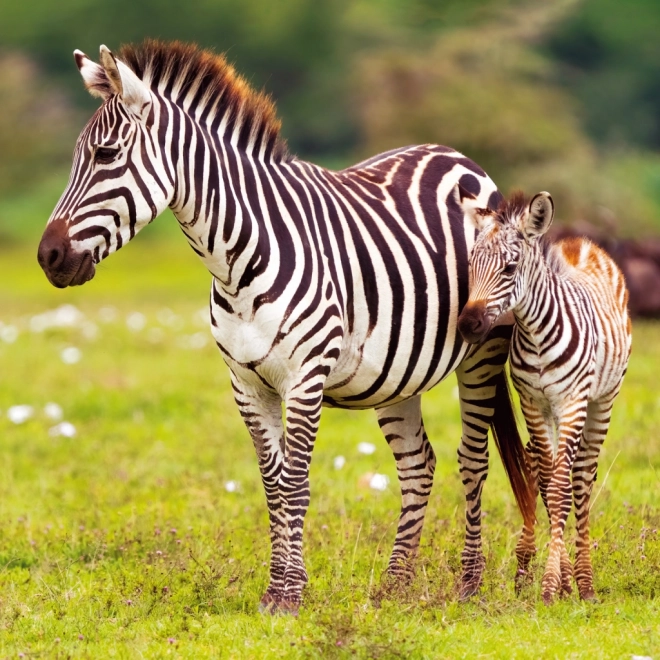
458 577 482 602
578 587 597 602
258 592 282 615
541 590 556 606
277 598 300 617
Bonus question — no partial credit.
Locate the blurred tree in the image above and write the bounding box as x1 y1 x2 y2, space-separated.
352 1 655 233
547 0 660 150
0 52 78 197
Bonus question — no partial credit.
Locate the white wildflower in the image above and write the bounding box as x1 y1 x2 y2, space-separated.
333 456 346 470
44 402 63 421
49 422 76 438
369 473 390 491
357 442 376 455
126 312 146 332
60 347 82 364
8 405 34 424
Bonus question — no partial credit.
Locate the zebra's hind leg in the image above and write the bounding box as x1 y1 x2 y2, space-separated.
455 328 511 601
572 397 613 602
377 395 436 583
541 399 588 605
230 376 287 613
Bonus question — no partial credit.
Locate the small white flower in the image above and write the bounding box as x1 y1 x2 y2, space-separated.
357 442 376 455
98 306 118 323
126 312 146 332
452 386 460 400
8 405 34 424
224 480 239 493
157 308 181 328
147 327 165 343
60 347 82 364
369 473 389 491
44 403 63 421
0 324 18 343
333 455 346 470
193 308 209 327
49 422 76 438
81 321 98 340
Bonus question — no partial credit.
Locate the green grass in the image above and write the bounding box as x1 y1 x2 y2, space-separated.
0 239 659 658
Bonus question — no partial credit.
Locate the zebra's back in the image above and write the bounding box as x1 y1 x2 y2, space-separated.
550 237 632 399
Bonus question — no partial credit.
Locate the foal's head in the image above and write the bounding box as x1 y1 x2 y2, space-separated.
457 188 555 344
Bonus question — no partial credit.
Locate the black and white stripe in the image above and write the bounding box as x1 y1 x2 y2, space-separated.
458 190 632 603
39 41 535 612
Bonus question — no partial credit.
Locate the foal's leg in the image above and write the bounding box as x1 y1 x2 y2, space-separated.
230 374 287 611
377 395 436 580
455 327 511 600
514 395 554 592
542 399 588 604
572 397 614 601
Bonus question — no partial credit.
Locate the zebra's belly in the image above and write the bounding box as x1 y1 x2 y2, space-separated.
322 324 469 409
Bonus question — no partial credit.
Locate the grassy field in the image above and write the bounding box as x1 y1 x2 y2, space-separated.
0 236 659 659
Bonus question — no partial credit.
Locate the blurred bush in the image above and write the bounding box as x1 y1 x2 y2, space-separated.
353 1 660 235
1 0 659 241
0 52 78 198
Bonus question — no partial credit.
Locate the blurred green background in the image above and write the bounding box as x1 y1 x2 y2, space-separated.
2 0 660 249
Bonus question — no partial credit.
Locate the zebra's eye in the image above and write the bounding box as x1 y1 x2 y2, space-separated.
502 263 517 275
94 146 120 164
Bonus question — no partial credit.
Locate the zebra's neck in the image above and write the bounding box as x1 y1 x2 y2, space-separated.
166 99 304 295
511 245 560 344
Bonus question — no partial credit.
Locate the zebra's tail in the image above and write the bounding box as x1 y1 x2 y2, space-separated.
490 369 536 528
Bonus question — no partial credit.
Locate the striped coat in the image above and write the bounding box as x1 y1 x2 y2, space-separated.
457 190 631 603
38 41 534 613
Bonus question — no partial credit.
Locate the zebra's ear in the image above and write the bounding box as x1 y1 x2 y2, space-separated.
523 192 554 239
455 184 496 231
74 50 113 100
99 45 150 114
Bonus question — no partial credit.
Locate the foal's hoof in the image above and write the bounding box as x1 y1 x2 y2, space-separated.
258 592 281 615
542 590 555 606
277 598 300 617
458 577 482 602
578 587 597 603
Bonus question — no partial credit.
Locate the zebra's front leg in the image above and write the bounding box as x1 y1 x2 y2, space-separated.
541 401 588 605
455 329 510 600
515 396 554 593
572 397 613 602
376 396 436 581
278 386 325 614
230 375 287 612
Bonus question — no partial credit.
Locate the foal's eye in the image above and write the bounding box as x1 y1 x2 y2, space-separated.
94 146 120 164
502 263 517 275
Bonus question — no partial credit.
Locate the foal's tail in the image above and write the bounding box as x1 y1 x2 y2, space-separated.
490 369 536 528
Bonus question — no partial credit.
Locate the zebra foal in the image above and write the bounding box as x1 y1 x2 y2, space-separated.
457 189 632 603
37 40 535 613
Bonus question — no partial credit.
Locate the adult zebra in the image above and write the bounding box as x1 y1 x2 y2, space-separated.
38 41 533 613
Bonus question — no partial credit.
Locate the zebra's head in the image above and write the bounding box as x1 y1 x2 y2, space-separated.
457 188 554 344
38 46 172 288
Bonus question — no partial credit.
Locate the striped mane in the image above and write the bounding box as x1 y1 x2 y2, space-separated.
119 39 289 161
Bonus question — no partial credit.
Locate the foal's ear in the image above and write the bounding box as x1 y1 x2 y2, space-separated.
455 184 496 231
522 192 554 239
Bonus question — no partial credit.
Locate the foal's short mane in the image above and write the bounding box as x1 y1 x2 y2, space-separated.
119 40 289 161
495 190 527 225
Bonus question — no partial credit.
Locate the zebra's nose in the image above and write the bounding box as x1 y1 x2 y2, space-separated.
457 301 491 344
38 233 66 271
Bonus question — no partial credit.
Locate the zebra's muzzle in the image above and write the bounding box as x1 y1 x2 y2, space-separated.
457 301 493 344
37 221 96 288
